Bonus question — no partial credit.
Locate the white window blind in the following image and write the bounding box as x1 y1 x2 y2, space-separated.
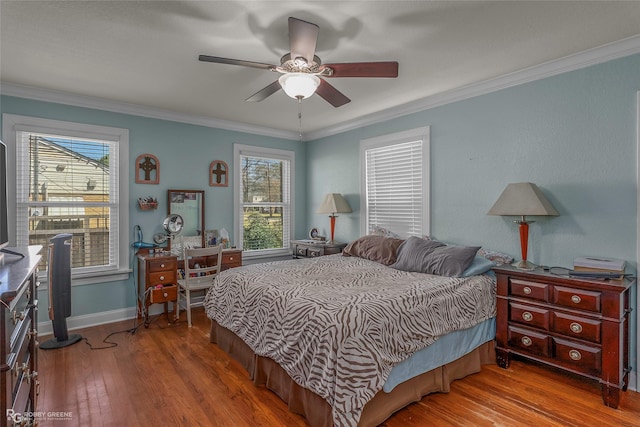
234 144 294 258
360 127 430 238
3 114 129 282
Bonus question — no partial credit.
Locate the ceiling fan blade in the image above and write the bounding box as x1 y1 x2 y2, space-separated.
322 62 399 78
315 79 350 108
288 17 319 66
245 80 282 102
199 55 275 70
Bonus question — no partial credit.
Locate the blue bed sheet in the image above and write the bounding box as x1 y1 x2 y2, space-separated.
383 317 496 392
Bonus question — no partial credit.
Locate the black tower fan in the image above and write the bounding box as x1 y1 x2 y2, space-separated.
40 233 82 349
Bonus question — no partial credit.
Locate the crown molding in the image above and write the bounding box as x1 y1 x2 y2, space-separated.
0 82 300 141
306 34 640 141
2 35 639 143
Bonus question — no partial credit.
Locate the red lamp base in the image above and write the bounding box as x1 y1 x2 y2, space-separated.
329 215 336 243
513 220 536 270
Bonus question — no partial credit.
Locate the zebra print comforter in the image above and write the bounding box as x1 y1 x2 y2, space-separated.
203 254 496 427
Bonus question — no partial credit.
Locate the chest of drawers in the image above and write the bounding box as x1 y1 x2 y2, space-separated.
493 265 634 408
137 253 178 327
1 246 42 427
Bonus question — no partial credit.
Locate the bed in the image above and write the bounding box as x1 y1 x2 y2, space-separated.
203 235 500 427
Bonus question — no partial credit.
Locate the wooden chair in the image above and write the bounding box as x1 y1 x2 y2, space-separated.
176 244 223 327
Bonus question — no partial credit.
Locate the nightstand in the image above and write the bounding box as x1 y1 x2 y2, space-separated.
291 240 347 259
493 264 635 408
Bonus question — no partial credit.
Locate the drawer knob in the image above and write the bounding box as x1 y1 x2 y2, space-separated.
570 322 583 334
159 275 165 281
521 336 532 347
229 256 234 260
522 311 533 322
160 263 165 268
571 295 581 304
523 286 532 295
12 310 26 325
569 349 582 361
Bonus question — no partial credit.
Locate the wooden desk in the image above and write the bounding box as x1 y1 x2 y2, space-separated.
137 249 242 326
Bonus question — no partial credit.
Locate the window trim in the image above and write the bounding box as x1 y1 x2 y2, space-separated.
234 143 295 259
2 114 130 284
359 126 430 238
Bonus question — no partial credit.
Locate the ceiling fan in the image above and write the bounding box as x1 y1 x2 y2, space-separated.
199 17 399 108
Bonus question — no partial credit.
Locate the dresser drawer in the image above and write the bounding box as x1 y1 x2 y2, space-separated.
510 302 550 330
554 338 601 376
554 286 601 313
149 270 176 285
6 284 31 349
552 312 601 343
510 279 549 302
148 259 177 272
7 318 32 397
508 326 551 357
222 251 242 270
307 247 323 257
150 285 177 304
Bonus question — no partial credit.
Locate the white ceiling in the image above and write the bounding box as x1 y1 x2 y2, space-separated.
1 1 640 140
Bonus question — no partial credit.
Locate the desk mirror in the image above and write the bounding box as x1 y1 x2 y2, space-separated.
167 189 204 253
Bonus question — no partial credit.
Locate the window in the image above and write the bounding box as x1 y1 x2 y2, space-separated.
360 127 430 238
2 114 129 282
234 144 294 258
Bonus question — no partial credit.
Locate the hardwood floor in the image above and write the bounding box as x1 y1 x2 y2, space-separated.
37 308 640 426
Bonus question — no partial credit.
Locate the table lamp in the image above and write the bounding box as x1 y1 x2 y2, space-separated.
487 182 558 270
317 193 352 243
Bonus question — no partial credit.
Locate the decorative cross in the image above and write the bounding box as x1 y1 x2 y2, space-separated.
139 156 157 181
212 163 226 184
209 160 228 187
135 153 160 184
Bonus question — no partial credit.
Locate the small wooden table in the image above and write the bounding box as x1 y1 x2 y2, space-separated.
290 240 347 259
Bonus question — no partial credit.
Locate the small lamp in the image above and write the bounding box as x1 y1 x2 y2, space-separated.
488 182 558 270
317 193 352 244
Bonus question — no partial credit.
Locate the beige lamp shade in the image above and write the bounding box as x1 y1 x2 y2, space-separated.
317 193 352 215
487 182 558 217
488 182 558 270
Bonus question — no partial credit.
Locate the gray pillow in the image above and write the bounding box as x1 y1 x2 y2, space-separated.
392 236 480 277
342 235 404 265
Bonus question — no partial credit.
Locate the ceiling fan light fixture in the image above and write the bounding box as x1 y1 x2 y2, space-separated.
279 73 320 100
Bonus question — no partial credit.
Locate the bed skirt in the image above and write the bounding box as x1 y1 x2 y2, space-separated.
210 320 495 427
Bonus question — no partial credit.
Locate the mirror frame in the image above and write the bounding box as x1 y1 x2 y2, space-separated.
167 189 205 250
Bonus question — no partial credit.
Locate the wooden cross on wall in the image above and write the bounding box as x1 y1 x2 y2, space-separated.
135 153 160 184
209 160 228 187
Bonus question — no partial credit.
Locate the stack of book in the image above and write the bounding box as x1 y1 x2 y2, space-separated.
572 257 626 279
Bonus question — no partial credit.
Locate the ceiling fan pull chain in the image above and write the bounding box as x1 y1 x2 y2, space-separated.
298 101 303 142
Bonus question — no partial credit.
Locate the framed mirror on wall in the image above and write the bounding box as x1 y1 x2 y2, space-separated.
167 189 205 254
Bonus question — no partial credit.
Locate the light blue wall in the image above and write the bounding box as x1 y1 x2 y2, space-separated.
0 96 307 316
1 53 638 365
306 53 640 367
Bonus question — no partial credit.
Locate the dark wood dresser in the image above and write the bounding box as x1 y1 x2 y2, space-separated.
493 265 634 408
1 246 42 427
